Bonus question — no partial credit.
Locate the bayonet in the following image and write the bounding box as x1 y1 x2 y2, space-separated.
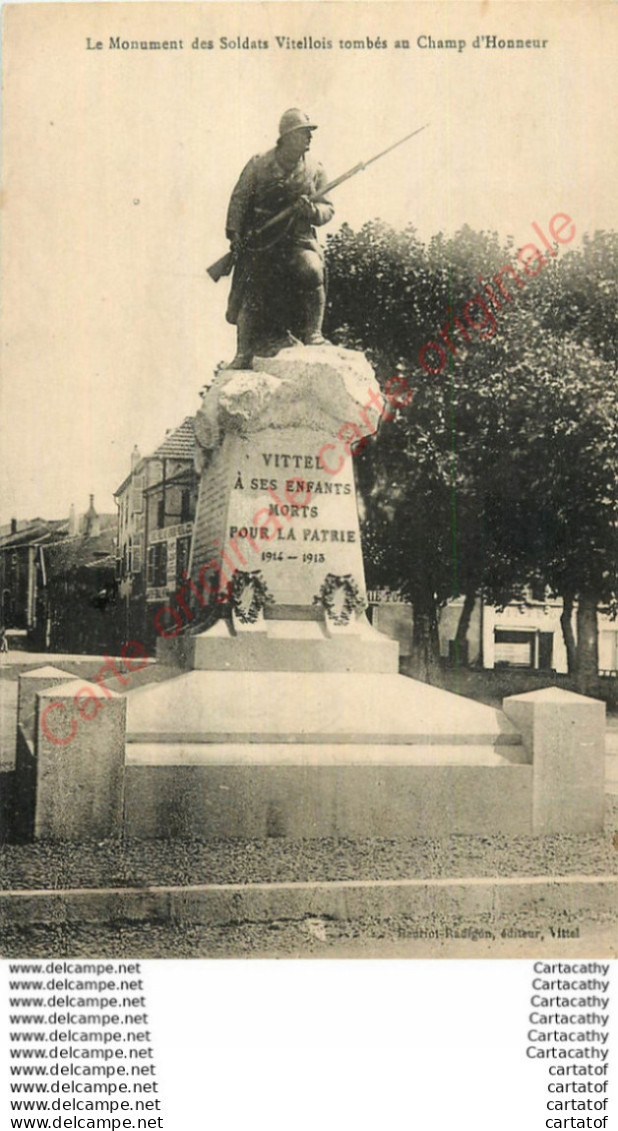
207 123 430 282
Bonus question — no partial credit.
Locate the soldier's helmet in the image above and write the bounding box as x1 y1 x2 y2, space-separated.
278 108 318 137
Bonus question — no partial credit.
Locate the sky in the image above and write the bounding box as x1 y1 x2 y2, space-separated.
1 0 616 524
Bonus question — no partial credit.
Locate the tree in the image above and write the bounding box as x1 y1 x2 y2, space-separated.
324 222 618 688
530 230 617 365
325 222 521 676
458 308 617 692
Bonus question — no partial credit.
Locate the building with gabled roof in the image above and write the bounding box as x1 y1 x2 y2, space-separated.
0 502 117 651
114 417 198 650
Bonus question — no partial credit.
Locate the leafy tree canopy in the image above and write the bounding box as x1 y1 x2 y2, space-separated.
324 223 618 681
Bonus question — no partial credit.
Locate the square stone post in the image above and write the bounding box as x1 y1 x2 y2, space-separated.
14 667 76 841
34 678 126 840
503 687 605 834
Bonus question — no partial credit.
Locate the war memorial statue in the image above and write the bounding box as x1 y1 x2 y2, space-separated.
223 108 334 368
194 112 432 610
208 111 428 369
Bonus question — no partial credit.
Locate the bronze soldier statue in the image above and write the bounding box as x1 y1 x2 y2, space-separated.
225 108 335 368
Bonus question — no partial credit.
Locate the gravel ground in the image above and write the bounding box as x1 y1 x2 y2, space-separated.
1 796 617 891
2 803 616 960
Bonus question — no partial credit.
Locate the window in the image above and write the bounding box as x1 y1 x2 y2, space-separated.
153 543 167 588
494 630 534 668
180 489 192 523
175 535 191 587
538 632 553 671
131 475 144 513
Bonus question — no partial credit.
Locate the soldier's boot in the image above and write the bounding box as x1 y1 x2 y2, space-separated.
228 306 255 370
303 285 328 346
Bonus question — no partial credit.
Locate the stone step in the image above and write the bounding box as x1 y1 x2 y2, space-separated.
188 618 399 673
2 875 616 932
125 741 529 767
123 743 533 838
125 670 523 748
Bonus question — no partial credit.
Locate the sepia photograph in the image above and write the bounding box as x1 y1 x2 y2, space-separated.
0 0 617 959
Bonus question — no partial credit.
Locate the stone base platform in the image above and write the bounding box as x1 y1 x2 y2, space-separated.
125 670 523 747
124 743 532 838
123 670 530 838
158 617 399 673
12 661 605 842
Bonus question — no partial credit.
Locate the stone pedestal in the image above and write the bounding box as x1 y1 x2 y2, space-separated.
503 687 605 833
121 345 606 843
161 616 399 673
188 344 384 632
13 666 76 840
33 679 126 840
191 426 365 611
139 344 536 841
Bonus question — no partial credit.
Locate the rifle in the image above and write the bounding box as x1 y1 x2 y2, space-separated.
207 122 430 283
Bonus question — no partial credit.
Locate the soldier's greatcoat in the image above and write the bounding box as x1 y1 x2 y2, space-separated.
225 147 334 325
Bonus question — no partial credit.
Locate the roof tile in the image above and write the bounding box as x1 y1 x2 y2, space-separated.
152 417 196 460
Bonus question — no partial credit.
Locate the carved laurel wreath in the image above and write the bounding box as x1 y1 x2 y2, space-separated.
313 573 366 626
230 570 275 625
